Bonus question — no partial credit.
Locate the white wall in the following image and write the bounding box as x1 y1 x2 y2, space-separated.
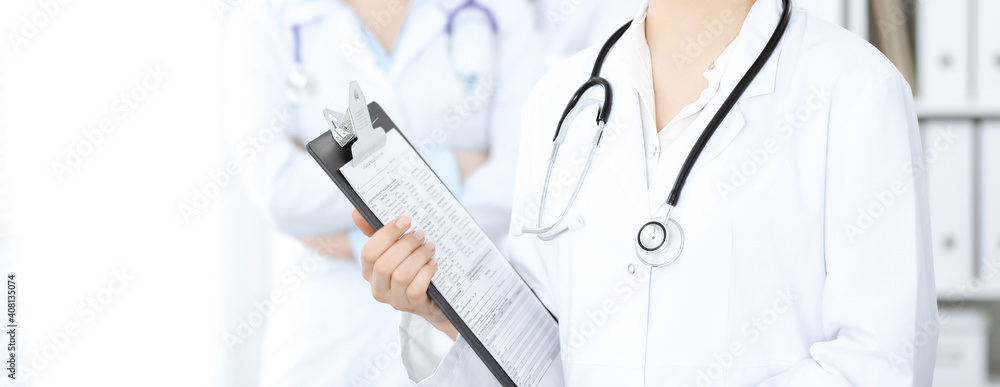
0 0 255 385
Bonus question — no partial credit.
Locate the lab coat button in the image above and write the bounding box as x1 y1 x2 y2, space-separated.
943 235 956 250
628 264 635 274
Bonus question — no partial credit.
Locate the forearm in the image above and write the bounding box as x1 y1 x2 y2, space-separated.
425 312 458 341
297 232 353 258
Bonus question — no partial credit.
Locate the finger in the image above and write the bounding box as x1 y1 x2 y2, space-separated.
387 241 436 311
406 257 439 315
360 215 411 281
371 230 426 297
352 209 376 237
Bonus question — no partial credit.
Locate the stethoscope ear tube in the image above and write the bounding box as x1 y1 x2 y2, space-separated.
553 77 612 142
550 20 630 143
665 0 792 207
591 22 631 77
445 0 498 35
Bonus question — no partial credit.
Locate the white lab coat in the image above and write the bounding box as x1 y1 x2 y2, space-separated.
532 0 641 61
398 0 939 385
221 0 545 385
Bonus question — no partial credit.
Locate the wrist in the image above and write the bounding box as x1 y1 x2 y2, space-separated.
424 311 458 341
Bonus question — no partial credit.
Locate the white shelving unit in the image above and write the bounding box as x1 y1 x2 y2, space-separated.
800 0 998 385
916 100 1000 119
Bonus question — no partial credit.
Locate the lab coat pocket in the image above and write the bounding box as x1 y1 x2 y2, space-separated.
719 135 827 372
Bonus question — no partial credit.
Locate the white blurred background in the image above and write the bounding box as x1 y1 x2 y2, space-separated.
0 0 997 386
1 1 236 386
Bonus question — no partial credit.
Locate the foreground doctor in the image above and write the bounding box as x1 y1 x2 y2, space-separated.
354 0 938 385
223 0 543 385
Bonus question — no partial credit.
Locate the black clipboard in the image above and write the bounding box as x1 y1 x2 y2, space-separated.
306 101 519 386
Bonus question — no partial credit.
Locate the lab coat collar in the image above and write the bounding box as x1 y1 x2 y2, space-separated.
721 0 784 101
617 5 650 118
388 0 448 79
691 0 785 165
281 0 436 27
616 4 739 187
433 0 468 10
616 0 782 104
637 0 786 213
281 0 335 27
282 0 448 81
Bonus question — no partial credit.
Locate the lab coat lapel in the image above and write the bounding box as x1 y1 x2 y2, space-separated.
290 0 383 74
644 0 783 212
596 66 654 217
388 0 449 80
643 103 745 213
311 3 402 125
282 0 335 27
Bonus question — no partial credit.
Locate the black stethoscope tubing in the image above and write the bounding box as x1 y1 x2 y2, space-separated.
560 0 792 208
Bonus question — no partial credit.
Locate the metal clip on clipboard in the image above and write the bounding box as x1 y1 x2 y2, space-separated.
323 81 386 166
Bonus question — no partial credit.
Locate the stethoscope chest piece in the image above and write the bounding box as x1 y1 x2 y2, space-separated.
286 64 314 104
635 218 684 267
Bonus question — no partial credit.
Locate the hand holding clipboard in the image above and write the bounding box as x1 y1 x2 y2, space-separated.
306 82 560 387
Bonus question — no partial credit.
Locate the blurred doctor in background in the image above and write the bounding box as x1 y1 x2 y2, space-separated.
222 0 545 385
531 0 642 63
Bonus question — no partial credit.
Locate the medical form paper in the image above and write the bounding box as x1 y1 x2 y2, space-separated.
340 129 560 386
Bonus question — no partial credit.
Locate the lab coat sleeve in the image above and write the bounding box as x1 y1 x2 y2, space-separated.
757 73 938 386
221 4 355 237
397 312 500 386
457 9 547 247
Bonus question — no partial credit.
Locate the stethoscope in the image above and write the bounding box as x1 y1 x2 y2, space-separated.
518 0 792 267
445 0 499 93
284 0 499 103
286 25 314 104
